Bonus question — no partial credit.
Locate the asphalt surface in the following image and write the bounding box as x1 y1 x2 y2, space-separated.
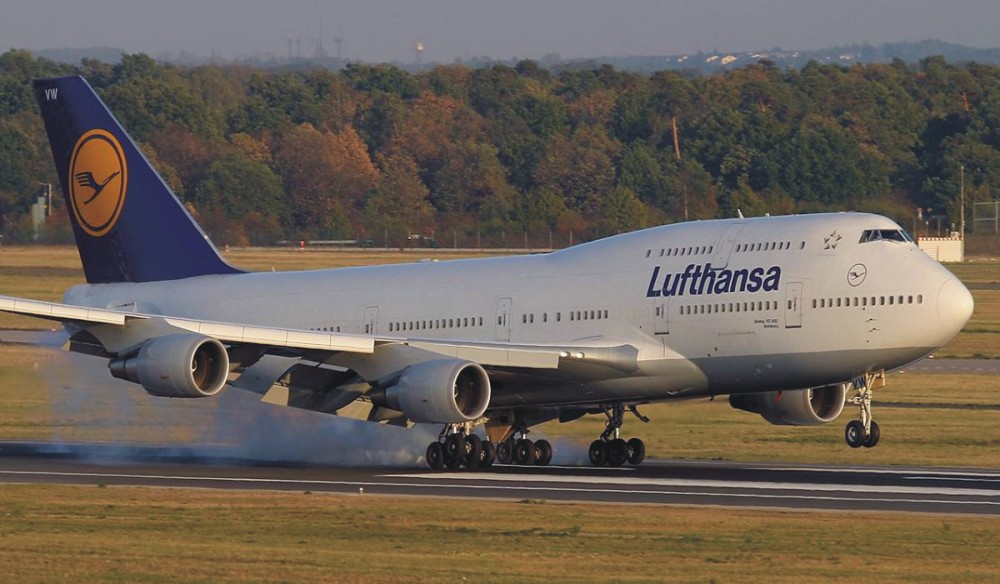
0 442 997 515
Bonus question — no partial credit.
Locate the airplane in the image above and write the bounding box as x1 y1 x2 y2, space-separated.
1 76 974 470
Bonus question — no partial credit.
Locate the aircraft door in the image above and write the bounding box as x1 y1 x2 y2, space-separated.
654 300 669 335
495 297 512 341
363 306 379 335
712 224 744 269
785 282 803 328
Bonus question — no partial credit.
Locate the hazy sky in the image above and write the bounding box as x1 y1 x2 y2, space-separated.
4 0 1000 63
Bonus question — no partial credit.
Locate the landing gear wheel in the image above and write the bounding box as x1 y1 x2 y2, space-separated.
445 450 463 470
514 439 536 465
863 420 881 448
496 439 514 465
444 433 465 459
607 438 629 467
588 440 607 466
463 434 483 469
534 439 553 466
627 438 646 465
426 442 444 470
481 441 496 468
845 420 865 448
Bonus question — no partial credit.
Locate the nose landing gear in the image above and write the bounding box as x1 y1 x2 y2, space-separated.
588 403 647 467
845 371 884 449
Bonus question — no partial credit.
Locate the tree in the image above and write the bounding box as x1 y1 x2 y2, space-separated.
275 123 377 237
364 151 433 240
533 127 620 218
194 152 285 220
597 186 648 236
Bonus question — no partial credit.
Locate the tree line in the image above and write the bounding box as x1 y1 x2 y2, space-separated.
1 49 997 247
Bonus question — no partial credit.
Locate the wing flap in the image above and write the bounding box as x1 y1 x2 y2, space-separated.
0 295 374 354
0 295 126 325
407 341 560 368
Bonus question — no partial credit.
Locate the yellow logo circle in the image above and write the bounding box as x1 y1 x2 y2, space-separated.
68 129 128 237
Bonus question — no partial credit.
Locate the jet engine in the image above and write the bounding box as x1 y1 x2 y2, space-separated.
729 383 847 426
109 333 230 398
372 359 491 424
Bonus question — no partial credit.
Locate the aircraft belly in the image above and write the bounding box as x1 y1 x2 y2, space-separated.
487 357 709 407
693 345 935 394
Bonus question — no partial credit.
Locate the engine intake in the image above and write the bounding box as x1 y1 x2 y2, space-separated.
109 333 229 398
729 384 847 426
372 359 491 424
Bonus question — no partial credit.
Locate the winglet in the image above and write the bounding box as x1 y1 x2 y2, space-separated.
33 76 242 283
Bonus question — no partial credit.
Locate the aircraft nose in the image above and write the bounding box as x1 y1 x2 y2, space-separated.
937 277 974 337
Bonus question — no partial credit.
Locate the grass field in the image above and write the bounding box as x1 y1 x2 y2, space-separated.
1 485 998 583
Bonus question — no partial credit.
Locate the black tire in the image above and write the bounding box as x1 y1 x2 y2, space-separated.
627 437 646 465
496 439 514 465
444 433 465 459
445 451 463 470
481 441 497 468
607 438 629 467
845 420 865 448
426 442 445 470
588 440 607 466
514 438 536 465
463 434 483 468
863 420 881 448
534 439 553 466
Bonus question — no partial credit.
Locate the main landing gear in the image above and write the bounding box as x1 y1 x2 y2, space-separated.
844 371 884 449
588 403 647 467
425 424 496 471
495 426 553 467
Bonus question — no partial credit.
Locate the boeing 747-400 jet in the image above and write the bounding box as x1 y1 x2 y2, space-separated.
1 76 974 470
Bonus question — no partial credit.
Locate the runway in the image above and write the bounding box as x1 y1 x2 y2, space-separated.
0 442 997 515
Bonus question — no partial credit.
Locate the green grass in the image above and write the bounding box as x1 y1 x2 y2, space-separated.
0 485 997 583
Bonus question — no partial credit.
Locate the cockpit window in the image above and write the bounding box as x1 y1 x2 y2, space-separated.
859 229 912 244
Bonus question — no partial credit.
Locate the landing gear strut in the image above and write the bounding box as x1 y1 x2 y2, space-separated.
425 423 496 471
845 371 884 449
588 403 647 467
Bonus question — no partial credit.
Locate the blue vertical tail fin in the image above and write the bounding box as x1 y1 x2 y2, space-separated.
33 76 242 283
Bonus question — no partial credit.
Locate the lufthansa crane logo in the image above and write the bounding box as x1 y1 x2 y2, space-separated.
68 129 127 237
847 263 868 287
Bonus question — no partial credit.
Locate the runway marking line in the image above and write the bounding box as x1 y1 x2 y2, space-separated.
0 470 996 511
391 472 1000 498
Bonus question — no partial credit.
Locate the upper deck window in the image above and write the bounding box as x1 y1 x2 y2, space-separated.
859 229 912 244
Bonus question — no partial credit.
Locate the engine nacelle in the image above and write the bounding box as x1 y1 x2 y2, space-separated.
729 383 847 426
374 359 491 424
109 333 229 398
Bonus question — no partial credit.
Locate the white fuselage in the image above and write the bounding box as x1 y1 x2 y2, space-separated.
63 213 973 408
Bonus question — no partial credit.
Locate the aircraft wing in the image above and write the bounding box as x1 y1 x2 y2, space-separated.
1 295 638 424
0 295 374 354
0 295 635 369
